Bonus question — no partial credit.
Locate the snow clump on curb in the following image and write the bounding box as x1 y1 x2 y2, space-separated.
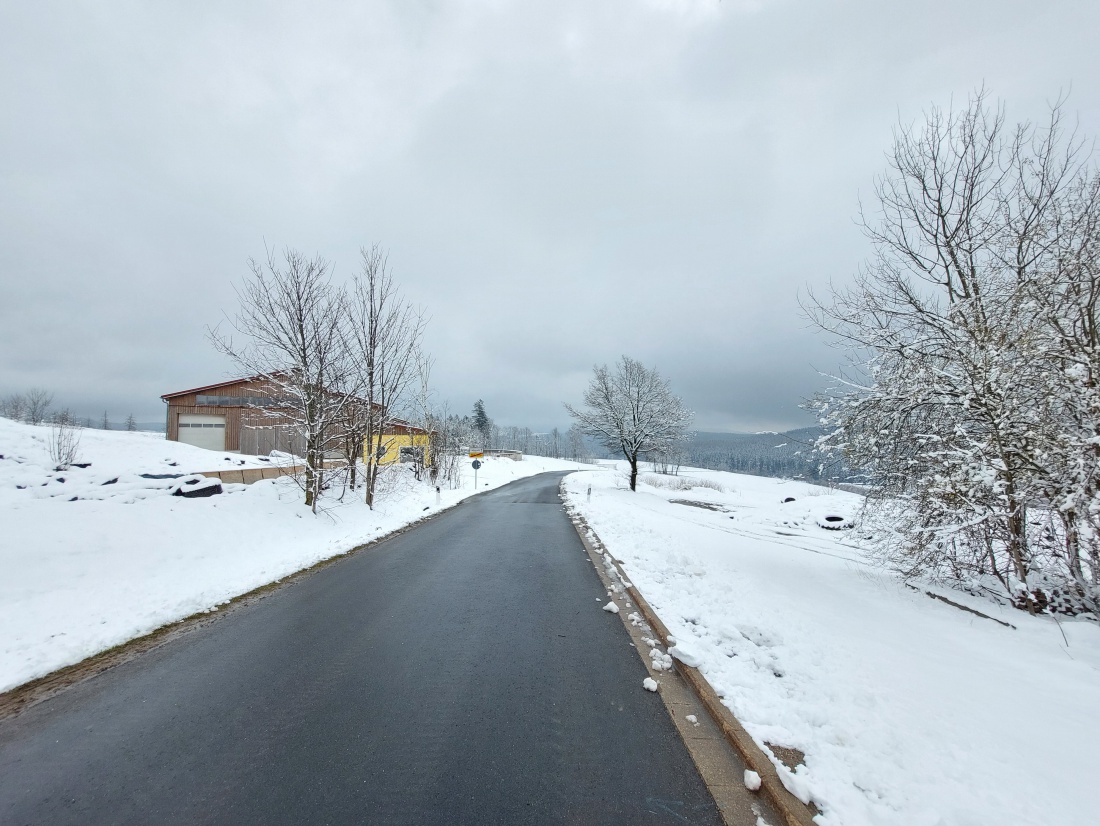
668 639 704 668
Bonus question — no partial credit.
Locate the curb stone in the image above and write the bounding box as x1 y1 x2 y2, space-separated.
563 492 820 826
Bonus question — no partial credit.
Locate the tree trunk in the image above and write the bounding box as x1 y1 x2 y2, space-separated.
365 458 377 509
1002 477 1033 613
304 460 316 509
1059 509 1096 610
628 452 639 491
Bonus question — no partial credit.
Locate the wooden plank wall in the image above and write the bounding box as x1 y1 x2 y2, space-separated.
166 378 285 451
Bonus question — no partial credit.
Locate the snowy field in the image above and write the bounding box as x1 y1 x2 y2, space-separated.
0 417 584 693
562 464 1100 826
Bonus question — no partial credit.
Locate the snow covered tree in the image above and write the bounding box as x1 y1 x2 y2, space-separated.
101 410 110 430
807 89 1100 613
125 413 137 432
1011 134 1100 610
565 356 693 491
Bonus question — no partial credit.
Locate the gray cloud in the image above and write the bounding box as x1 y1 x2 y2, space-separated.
2 0 1098 431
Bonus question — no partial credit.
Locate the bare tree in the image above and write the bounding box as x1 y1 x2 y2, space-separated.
1 392 27 422
25 388 53 425
566 356 693 491
101 410 110 430
125 413 137 432
346 244 427 508
210 247 353 512
408 351 439 483
566 425 587 462
425 402 464 489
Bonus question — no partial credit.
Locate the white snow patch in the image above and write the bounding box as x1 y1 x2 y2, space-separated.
649 648 674 671
602 600 620 614
642 677 659 692
744 770 762 791
562 462 1100 826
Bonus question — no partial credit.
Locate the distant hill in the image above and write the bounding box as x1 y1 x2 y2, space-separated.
683 427 851 482
77 419 165 433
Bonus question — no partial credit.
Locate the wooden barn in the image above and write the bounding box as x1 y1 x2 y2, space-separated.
161 376 300 454
162 377 433 461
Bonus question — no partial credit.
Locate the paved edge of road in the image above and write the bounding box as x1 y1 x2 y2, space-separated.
562 485 820 826
0 490 490 722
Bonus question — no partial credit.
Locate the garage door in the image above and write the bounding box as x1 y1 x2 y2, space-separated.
178 413 226 451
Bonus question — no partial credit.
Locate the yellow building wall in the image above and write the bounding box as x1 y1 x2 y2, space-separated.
365 433 431 466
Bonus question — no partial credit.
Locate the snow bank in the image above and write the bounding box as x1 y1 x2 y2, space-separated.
0 416 586 693
563 463 1100 826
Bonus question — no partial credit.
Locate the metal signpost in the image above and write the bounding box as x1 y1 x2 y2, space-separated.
472 458 481 489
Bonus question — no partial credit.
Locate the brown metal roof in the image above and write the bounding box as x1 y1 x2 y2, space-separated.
162 378 404 426
160 376 262 400
384 418 433 436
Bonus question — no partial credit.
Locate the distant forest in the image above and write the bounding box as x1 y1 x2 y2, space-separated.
680 428 853 483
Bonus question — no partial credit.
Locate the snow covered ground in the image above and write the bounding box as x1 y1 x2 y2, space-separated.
0 417 584 693
562 463 1100 826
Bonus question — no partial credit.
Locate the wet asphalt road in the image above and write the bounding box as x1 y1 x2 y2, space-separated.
0 472 722 825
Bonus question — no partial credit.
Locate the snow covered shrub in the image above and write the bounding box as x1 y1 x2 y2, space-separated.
694 478 725 492
48 410 82 470
642 475 726 493
642 474 693 491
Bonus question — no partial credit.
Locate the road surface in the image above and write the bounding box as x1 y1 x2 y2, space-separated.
0 472 724 824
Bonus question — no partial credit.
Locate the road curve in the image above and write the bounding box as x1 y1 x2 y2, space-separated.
0 472 722 825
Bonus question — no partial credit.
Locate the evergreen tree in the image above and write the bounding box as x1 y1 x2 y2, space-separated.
472 399 491 447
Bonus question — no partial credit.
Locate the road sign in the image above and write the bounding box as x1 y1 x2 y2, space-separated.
469 451 484 458
472 459 482 470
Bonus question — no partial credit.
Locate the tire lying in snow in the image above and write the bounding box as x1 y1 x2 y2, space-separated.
815 513 854 530
171 477 223 498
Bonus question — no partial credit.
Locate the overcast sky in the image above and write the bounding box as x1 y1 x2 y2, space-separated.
2 0 1098 432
